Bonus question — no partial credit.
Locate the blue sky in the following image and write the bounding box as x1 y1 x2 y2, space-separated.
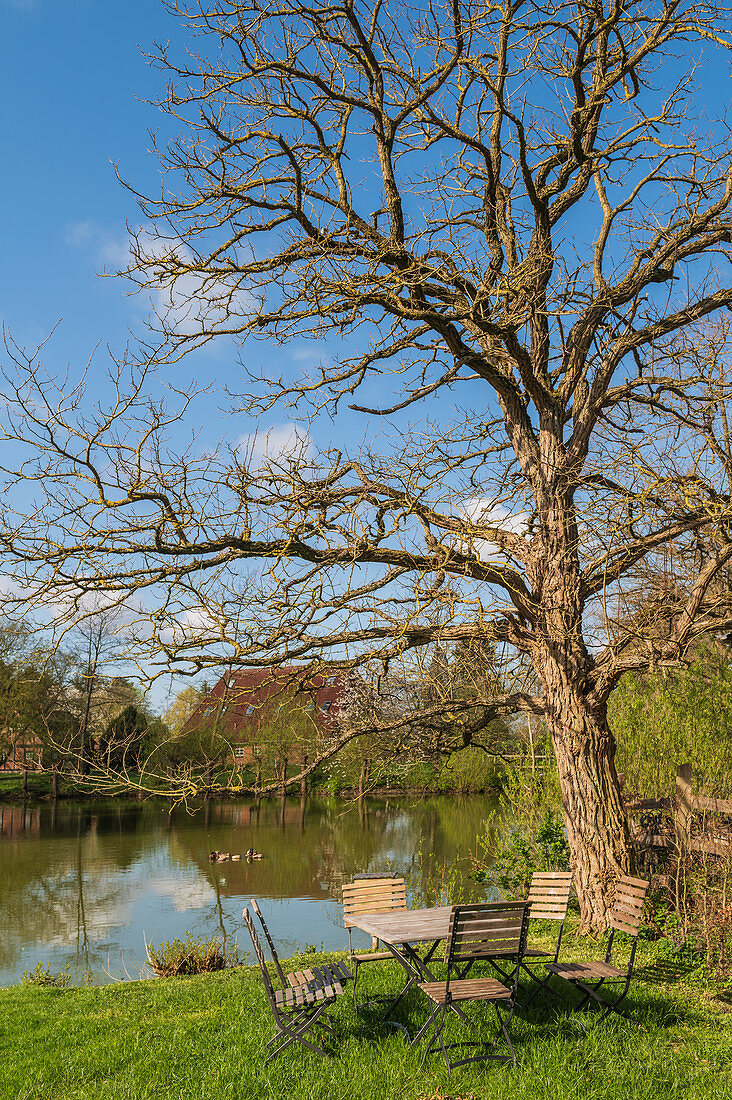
0 2 729 711
0 2 347 709
2 2 168 353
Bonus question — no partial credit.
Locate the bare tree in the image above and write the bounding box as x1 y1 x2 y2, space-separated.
4 0 732 927
70 610 132 775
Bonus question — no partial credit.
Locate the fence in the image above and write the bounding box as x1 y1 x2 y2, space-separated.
625 763 732 865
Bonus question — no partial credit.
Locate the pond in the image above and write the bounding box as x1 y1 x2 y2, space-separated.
0 793 499 987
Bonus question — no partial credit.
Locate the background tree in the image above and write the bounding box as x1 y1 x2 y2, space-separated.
71 611 129 775
96 705 150 772
4 0 732 927
164 684 211 734
246 697 322 794
153 719 230 781
0 620 76 772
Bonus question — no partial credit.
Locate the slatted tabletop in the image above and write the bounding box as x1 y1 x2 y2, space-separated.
349 906 453 945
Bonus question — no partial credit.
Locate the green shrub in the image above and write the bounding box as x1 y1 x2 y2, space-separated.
436 747 502 793
21 962 71 988
609 644 732 798
476 809 571 898
146 933 239 977
472 762 569 897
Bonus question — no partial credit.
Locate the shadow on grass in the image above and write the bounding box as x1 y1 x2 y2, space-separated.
508 978 686 1034
634 959 699 984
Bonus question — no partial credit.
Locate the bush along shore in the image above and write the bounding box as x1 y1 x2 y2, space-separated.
3 930 732 1100
0 761 505 804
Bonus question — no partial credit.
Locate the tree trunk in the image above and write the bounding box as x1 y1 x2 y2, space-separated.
533 475 631 931
543 680 630 930
51 766 59 801
358 760 369 801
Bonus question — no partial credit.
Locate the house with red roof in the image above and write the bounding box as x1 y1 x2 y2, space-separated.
180 666 352 767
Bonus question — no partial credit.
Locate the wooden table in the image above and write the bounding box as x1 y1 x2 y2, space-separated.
347 906 453 1019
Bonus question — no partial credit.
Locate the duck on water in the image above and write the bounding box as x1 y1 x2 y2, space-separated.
209 849 263 862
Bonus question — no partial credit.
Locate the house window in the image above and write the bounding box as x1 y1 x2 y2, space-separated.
234 747 246 758
320 700 333 713
325 675 336 685
307 702 316 711
201 705 216 717
245 705 255 715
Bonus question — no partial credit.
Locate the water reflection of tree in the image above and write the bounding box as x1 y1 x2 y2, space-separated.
0 794 496 980
0 801 154 978
75 816 90 973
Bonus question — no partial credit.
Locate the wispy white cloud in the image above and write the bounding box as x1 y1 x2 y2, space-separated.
137 231 253 340
292 346 322 363
64 222 250 338
63 220 130 270
460 499 528 560
235 423 313 464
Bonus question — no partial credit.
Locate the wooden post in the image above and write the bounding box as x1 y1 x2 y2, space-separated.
527 714 536 776
674 763 693 853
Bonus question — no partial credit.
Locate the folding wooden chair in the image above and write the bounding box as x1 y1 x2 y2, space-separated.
412 902 530 1076
545 875 649 1023
342 874 407 1009
243 905 350 1064
249 898 352 997
511 871 573 1005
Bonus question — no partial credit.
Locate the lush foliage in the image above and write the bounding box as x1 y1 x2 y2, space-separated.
473 765 570 897
477 809 571 899
435 747 504 795
609 643 732 798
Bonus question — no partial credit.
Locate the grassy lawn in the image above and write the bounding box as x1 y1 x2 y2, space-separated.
3 934 732 1100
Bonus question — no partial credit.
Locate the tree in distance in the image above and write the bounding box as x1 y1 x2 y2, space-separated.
164 684 211 734
5 0 732 927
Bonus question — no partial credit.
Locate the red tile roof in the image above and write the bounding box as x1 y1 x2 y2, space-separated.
181 666 351 741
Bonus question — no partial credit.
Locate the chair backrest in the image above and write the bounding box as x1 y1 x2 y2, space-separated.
609 875 649 937
527 871 573 921
243 906 279 1010
249 898 287 985
445 902 530 976
342 876 407 928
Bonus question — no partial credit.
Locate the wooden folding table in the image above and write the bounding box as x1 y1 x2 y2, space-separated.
347 905 453 1019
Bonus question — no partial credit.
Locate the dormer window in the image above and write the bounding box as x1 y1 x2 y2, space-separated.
320 700 333 713
245 704 255 715
325 675 336 685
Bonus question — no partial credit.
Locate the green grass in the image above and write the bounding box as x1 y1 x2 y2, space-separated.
2 937 732 1100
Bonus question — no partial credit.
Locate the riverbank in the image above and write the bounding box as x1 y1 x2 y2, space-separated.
0 770 500 803
2 939 731 1100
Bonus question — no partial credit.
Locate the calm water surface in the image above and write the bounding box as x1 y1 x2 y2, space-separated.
0 794 497 986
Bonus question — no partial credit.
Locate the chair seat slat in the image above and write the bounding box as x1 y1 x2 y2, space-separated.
419 977 511 1003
